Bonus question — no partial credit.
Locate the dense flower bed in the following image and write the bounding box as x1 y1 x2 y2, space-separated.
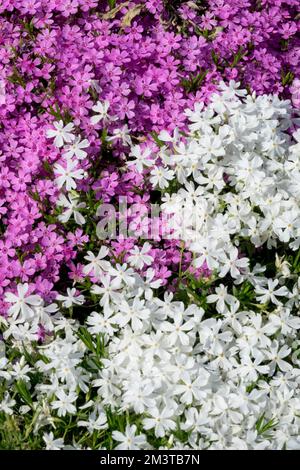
0 0 300 451
0 0 299 304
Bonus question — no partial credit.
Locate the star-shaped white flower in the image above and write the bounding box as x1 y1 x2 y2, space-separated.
46 120 75 148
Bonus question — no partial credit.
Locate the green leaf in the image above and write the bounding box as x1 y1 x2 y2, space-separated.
231 47 244 68
281 70 294 86
15 380 33 407
7 68 26 87
181 70 208 93
48 104 63 120
211 50 220 67
76 327 96 353
150 131 165 148
42 160 54 176
292 249 300 271
256 414 278 436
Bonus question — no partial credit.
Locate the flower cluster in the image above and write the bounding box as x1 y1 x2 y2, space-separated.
0 0 299 308
156 81 300 272
1 82 300 450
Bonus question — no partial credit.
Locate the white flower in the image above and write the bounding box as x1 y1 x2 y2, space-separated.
114 297 150 332
143 407 176 438
190 237 222 270
91 275 122 307
54 159 85 191
128 145 154 173
112 424 147 450
123 382 156 414
0 393 16 415
127 243 154 270
83 247 110 276
207 284 236 314
108 263 136 287
78 409 108 433
63 137 89 160
275 254 291 277
57 193 86 225
265 341 292 374
51 390 77 417
255 279 289 305
237 352 269 382
158 128 180 144
198 134 225 160
43 432 64 450
46 120 75 148
273 210 300 243
219 247 249 279
91 100 116 125
160 312 195 346
173 370 210 404
86 309 117 336
10 356 32 382
4 284 42 321
268 309 300 335
150 166 174 189
184 102 209 133
107 125 132 147
0 356 11 381
56 288 85 308
219 80 247 98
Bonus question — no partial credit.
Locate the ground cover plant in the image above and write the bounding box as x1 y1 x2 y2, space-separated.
0 0 300 450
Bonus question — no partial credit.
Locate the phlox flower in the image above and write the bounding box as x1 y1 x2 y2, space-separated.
4 283 42 321
128 145 154 173
91 100 116 125
127 242 154 270
143 407 177 438
56 288 85 308
150 166 175 189
78 409 108 433
46 120 75 148
63 137 89 160
57 193 86 225
112 424 147 450
255 279 289 306
54 159 85 191
43 432 64 450
51 389 77 417
83 247 110 276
